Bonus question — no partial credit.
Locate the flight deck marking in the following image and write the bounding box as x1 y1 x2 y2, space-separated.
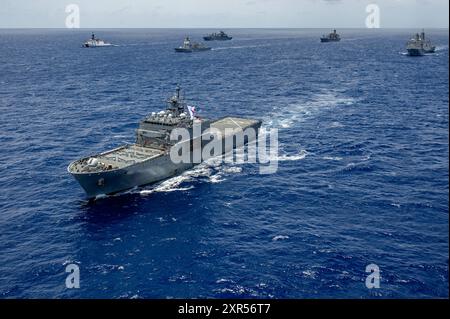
228 117 244 130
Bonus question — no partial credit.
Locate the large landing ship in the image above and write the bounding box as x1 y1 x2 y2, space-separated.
68 87 261 198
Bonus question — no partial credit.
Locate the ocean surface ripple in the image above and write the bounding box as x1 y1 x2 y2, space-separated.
0 29 448 298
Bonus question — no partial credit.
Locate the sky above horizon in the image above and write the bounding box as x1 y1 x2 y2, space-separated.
0 0 448 28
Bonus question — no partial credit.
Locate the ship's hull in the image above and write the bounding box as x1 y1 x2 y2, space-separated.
174 47 211 52
320 38 340 43
203 37 232 41
83 43 112 48
407 45 435 56
407 48 425 56
70 154 194 198
69 117 262 199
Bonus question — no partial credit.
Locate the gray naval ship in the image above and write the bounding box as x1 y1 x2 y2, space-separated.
203 31 232 41
320 29 341 42
83 33 112 48
68 87 261 198
406 30 436 56
174 37 211 52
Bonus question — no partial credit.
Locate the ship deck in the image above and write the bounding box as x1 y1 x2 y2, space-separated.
69 144 164 173
98 144 164 167
69 117 261 174
211 117 261 134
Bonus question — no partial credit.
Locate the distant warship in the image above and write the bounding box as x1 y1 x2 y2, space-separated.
406 30 436 56
83 33 112 48
203 31 232 41
68 87 262 198
175 37 211 52
320 29 341 42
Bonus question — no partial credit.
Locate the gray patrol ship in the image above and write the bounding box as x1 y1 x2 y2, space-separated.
175 37 211 52
83 33 112 48
203 31 232 41
68 87 261 198
406 30 436 56
320 29 341 42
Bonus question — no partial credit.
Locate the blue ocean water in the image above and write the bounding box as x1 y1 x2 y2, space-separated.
0 29 448 298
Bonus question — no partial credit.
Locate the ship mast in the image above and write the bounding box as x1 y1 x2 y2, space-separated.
166 85 186 116
176 85 181 100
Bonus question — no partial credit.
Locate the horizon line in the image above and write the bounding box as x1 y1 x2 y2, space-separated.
0 27 449 30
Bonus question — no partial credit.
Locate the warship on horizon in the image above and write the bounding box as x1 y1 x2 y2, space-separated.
174 37 211 52
203 31 233 41
83 33 112 48
320 29 341 43
406 30 436 56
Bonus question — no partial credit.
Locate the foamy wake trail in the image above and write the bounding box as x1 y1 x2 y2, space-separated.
138 146 307 196
436 45 448 52
99 143 307 199
140 181 195 194
323 155 343 161
139 164 214 195
264 90 356 129
95 148 305 199
277 149 309 161
139 156 242 196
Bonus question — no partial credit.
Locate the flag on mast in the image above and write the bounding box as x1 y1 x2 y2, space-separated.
187 105 196 119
